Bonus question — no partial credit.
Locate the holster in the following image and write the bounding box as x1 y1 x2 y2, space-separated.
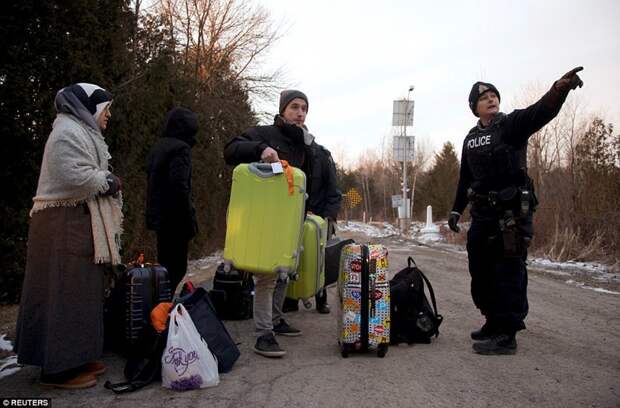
501 227 522 258
499 211 529 258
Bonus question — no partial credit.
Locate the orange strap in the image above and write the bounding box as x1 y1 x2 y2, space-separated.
280 160 295 196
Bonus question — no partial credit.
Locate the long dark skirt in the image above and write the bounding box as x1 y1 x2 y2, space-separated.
14 204 104 375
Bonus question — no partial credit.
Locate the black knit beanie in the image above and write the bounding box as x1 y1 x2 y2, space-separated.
279 89 308 114
468 81 500 116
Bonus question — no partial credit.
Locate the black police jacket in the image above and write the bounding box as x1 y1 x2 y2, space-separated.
452 84 570 216
146 108 198 238
307 142 342 221
224 116 313 196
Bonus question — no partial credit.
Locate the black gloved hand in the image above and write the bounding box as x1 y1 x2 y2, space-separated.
448 212 461 233
555 66 584 92
104 173 121 197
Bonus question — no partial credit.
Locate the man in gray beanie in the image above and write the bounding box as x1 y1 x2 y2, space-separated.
224 89 341 357
449 67 584 355
279 89 309 116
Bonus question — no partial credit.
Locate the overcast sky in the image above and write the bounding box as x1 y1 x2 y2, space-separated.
252 0 620 166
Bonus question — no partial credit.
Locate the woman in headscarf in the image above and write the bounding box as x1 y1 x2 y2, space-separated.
14 83 123 389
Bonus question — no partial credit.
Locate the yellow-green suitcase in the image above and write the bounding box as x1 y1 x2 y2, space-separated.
287 214 327 303
223 162 306 279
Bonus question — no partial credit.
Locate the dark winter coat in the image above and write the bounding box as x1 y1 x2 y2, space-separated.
223 115 313 195
146 108 198 238
307 142 342 220
451 84 570 218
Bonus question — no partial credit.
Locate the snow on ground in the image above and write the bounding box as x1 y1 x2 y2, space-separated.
530 257 617 281
0 334 21 380
530 257 620 295
565 280 620 295
338 221 399 238
187 250 223 277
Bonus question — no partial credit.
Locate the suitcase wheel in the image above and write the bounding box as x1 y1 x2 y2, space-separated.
377 344 388 358
303 300 312 309
340 343 351 358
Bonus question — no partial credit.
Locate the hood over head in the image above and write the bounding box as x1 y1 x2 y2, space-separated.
162 107 198 147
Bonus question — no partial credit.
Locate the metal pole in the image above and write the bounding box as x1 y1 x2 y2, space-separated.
400 87 413 236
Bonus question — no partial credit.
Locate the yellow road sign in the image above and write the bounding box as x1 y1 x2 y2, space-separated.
343 188 362 209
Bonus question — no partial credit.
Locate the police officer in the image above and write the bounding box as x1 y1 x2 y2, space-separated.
448 67 584 355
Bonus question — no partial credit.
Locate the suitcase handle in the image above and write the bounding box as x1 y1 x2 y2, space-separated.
248 162 279 178
249 161 296 196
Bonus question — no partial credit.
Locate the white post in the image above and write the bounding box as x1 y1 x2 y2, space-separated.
420 204 440 241
425 205 433 228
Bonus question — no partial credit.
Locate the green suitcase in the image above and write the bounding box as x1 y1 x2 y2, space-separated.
287 214 327 302
223 162 306 279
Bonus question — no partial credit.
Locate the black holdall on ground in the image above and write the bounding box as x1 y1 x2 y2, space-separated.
104 262 172 354
209 262 254 320
389 256 443 344
177 287 240 373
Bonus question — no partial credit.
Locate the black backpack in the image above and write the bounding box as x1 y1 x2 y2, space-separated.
389 256 443 344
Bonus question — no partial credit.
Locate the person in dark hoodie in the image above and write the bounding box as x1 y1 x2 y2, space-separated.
448 67 584 355
146 107 199 293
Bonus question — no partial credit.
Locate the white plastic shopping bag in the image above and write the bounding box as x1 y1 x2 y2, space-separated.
161 303 220 391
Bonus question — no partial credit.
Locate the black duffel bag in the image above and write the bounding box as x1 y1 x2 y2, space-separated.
324 238 355 286
390 256 443 344
177 287 240 373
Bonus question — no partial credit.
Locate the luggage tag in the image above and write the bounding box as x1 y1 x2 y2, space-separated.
271 162 284 174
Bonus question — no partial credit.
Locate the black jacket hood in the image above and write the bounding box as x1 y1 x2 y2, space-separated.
163 107 198 147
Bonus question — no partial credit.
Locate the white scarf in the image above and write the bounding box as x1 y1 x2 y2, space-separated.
31 113 123 265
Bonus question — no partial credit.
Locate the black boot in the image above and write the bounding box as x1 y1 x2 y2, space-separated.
315 288 330 314
471 321 495 341
472 333 517 355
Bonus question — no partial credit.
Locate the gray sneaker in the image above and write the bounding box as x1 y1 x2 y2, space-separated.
253 334 286 358
273 319 302 336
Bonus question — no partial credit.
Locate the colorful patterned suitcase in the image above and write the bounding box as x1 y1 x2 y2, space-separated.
223 162 306 279
287 214 327 303
338 243 390 358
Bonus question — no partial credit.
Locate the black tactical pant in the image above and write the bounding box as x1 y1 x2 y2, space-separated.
157 230 190 295
466 215 532 333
